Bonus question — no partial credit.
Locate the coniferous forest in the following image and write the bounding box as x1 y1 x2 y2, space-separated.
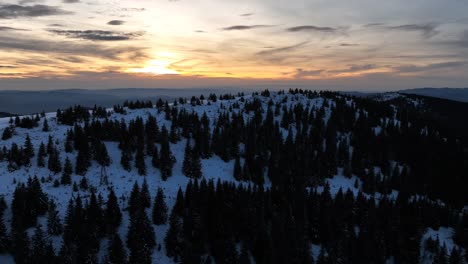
0 90 466 264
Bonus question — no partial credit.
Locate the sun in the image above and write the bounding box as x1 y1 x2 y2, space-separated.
127 51 179 75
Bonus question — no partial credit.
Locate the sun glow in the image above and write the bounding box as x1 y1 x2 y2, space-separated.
127 52 179 75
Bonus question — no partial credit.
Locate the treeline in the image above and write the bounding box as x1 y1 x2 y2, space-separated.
0 178 466 263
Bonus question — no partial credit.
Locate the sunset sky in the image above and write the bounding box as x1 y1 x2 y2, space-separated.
0 0 467 90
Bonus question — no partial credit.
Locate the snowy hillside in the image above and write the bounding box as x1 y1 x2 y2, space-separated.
0 90 466 264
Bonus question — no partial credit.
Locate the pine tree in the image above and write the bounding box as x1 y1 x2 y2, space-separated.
135 145 146 176
24 134 34 158
12 229 30 264
105 189 122 234
159 126 175 180
37 142 46 167
47 200 63 236
96 142 110 167
128 182 141 217
127 209 155 264
0 204 9 253
151 146 160 168
234 156 242 181
61 157 72 185
108 234 127 264
182 139 192 177
31 225 47 263
48 148 62 174
120 147 132 172
47 135 54 155
165 189 184 260
140 178 151 208
152 187 168 225
42 118 49 132
182 139 202 179
1 126 13 140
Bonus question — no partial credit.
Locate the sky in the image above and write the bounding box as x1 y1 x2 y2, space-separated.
0 0 467 91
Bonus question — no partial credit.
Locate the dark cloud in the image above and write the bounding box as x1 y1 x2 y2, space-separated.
18 0 44 4
286 25 339 33
48 29 144 41
0 65 17 68
363 23 384 27
240 13 253 17
256 41 308 56
195 30 206 33
365 23 440 38
107 20 125 25
339 43 359 47
222 25 273 31
0 34 149 60
294 68 324 78
62 0 79 3
387 23 439 38
329 64 377 73
0 4 72 19
0 26 28 31
394 61 466 73
48 23 64 27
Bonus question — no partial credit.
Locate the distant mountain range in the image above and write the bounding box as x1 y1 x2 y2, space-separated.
0 88 239 115
399 87 468 103
1 87 467 115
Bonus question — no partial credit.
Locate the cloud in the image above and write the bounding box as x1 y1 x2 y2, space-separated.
394 61 466 73
0 26 28 31
0 65 17 68
387 23 439 38
48 29 144 41
107 20 125 25
0 4 72 19
221 25 273 31
365 23 441 38
240 13 253 17
0 34 149 60
286 25 339 33
339 43 359 47
294 68 324 78
62 0 79 3
256 41 308 56
329 64 377 73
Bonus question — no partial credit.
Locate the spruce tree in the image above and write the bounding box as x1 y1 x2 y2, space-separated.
0 204 9 253
127 209 155 264
48 148 62 174
152 187 168 225
159 126 175 180
24 134 34 158
42 118 49 132
47 200 63 236
61 157 72 185
108 233 127 264
233 156 242 181
105 189 122 234
140 178 151 208
37 142 46 167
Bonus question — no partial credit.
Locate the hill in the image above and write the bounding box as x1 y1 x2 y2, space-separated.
0 90 466 263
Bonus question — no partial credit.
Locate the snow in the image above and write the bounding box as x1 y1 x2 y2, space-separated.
0 92 461 263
